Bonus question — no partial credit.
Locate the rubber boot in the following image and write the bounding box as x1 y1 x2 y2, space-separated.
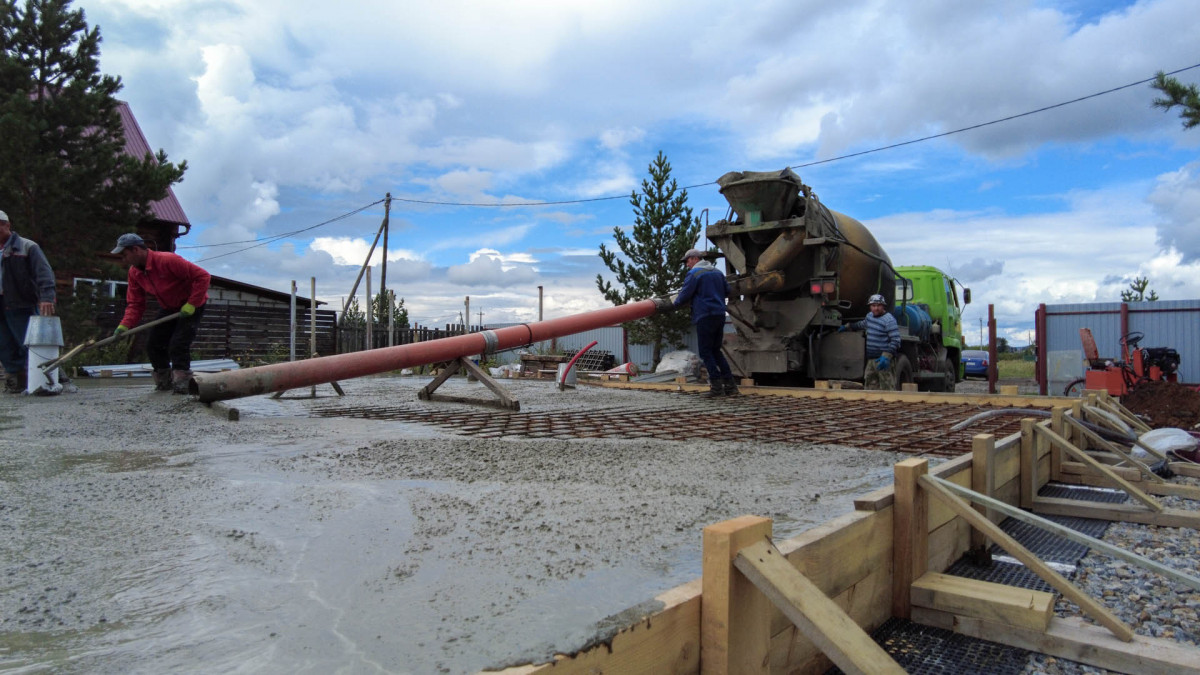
722 377 739 396
4 372 22 394
152 368 173 392
702 378 724 398
171 369 192 395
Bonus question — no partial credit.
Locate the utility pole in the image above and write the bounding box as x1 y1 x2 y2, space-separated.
979 318 984 347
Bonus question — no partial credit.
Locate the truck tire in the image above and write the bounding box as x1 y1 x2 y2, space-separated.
941 358 956 393
894 355 914 391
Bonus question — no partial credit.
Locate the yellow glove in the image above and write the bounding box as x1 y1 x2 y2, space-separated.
180 303 196 317
114 325 129 336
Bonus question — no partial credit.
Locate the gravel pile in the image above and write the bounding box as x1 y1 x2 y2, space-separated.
1023 475 1200 674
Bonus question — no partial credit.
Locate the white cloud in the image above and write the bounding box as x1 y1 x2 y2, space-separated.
78 0 1200 340
446 250 539 287
1148 161 1200 261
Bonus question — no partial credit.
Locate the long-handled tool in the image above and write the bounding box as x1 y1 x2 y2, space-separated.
38 312 183 382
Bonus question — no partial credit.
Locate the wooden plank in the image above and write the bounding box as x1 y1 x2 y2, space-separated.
1059 461 1142 480
702 516 772 675
918 474 1134 641
777 510 890 602
1170 462 1200 479
770 562 893 675
1034 426 1162 512
1099 395 1153 434
892 459 928 619
911 572 1053 631
927 516 970 575
853 451 976 512
609 381 1072 408
734 540 905 675
1062 415 1163 483
492 579 702 674
936 479 1200 592
912 611 1200 675
1033 497 1200 529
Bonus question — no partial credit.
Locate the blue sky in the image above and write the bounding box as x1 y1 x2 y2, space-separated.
81 0 1200 346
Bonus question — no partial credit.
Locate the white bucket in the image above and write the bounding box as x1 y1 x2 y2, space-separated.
556 362 577 389
24 315 64 395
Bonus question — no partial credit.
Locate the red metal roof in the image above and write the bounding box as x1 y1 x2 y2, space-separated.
117 101 190 233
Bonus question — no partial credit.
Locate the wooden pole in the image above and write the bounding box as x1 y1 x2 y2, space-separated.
365 265 373 350
892 458 928 619
701 515 772 675
970 433 996 551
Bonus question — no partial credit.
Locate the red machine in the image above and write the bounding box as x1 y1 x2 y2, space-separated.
1064 328 1180 397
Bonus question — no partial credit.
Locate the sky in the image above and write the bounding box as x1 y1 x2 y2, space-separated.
77 0 1200 347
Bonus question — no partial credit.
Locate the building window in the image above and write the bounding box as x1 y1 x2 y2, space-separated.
73 278 128 298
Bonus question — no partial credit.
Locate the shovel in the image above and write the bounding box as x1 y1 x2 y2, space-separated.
38 312 183 382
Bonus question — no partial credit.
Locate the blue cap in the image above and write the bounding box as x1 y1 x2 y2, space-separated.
111 233 145 254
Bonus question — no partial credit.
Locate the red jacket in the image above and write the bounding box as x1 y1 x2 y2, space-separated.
119 250 211 328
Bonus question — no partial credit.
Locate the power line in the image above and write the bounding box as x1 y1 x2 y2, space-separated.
787 62 1200 170
385 63 1200 204
189 199 385 263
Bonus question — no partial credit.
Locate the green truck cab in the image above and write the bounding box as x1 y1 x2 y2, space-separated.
892 265 970 391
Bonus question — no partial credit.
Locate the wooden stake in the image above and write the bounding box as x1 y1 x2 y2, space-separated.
701 516 772 675
892 458 928 619
970 434 996 551
1020 419 1036 509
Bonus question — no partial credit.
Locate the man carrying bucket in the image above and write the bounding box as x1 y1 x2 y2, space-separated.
0 209 57 393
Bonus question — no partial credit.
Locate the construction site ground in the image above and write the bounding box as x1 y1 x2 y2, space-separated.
0 373 1184 673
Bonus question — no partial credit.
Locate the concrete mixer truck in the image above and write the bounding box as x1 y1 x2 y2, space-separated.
707 169 968 392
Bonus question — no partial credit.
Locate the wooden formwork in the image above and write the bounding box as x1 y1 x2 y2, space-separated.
493 391 1200 675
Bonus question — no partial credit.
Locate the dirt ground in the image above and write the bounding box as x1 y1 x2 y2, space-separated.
0 375 907 674
1120 380 1200 429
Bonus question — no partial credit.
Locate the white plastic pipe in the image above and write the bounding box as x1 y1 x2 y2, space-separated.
24 315 64 395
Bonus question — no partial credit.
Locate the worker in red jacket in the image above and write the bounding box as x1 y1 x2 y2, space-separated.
111 233 210 394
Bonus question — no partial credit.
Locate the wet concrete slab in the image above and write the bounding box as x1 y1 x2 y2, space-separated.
0 375 905 673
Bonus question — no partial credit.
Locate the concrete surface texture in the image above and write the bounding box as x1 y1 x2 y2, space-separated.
0 376 904 674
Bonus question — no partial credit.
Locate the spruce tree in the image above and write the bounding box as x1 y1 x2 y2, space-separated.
0 0 186 275
596 151 702 365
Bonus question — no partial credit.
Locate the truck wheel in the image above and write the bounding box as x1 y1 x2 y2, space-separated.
1063 378 1086 397
894 355 914 391
941 358 956 393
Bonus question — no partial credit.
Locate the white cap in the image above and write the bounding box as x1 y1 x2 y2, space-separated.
0 210 8 222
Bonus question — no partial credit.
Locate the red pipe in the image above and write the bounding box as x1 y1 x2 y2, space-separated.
560 340 598 387
193 298 667 402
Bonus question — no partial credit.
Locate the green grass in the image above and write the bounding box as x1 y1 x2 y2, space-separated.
997 359 1035 379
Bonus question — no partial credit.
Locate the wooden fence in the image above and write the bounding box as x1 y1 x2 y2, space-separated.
337 324 486 354
88 299 338 365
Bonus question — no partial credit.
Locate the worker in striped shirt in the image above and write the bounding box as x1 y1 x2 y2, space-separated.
840 294 901 390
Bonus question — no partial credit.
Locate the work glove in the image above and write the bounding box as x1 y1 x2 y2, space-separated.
113 325 129 337
876 354 891 370
180 303 196 317
837 325 847 333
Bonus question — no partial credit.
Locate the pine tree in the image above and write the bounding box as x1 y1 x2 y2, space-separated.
0 0 186 275
1120 276 1159 302
596 151 702 365
372 290 409 327
1151 71 1200 130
